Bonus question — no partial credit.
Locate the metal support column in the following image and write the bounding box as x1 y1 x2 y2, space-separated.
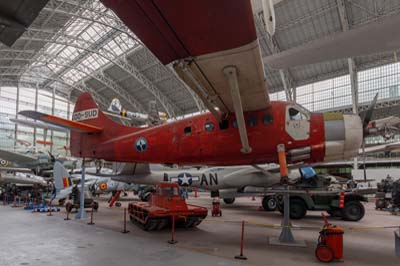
269 144 306 247
33 84 39 145
75 158 87 220
50 87 55 154
14 84 20 150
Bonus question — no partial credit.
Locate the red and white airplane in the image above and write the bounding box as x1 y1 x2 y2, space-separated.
20 0 396 166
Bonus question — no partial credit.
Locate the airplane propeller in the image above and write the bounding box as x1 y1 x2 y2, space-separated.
361 93 379 137
360 93 379 182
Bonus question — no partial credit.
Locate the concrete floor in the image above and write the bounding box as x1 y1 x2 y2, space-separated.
1 193 399 266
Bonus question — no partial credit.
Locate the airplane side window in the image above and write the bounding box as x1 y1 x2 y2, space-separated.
219 119 229 130
263 114 273 125
184 126 192 136
247 116 257 127
204 122 214 132
289 107 304 121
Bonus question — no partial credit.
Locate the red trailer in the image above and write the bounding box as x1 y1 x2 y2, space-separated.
128 183 208 231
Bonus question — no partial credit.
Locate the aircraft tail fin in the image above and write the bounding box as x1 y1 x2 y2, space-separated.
54 161 73 192
20 93 140 159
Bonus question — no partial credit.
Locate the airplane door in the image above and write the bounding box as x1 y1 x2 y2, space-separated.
178 122 200 160
285 105 310 141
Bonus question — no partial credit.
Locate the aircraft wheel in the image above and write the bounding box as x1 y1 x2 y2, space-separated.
115 202 122 207
262 195 277 211
223 198 235 204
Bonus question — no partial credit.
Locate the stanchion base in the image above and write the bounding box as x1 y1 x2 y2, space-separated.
87 222 95 225
234 255 247 260
121 230 130 234
47 213 53 216
269 237 307 247
64 217 71 221
168 240 178 244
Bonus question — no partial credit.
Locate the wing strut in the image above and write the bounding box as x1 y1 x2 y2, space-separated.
223 66 252 154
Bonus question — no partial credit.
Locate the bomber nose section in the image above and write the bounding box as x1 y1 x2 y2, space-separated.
323 113 363 161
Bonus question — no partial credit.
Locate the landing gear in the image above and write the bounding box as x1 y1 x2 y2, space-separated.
223 197 235 204
262 195 277 211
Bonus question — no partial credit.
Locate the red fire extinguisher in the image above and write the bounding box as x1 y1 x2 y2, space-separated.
315 213 344 263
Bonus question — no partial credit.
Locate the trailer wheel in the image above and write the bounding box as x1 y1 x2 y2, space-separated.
223 198 235 204
315 244 333 263
262 195 277 211
342 201 365 221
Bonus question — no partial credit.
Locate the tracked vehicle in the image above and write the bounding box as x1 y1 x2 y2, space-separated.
128 183 207 231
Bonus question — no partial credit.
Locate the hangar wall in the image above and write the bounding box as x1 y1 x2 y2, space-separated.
270 61 400 112
0 86 73 154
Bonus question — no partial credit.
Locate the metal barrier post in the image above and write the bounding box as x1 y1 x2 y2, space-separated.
64 207 71 220
235 221 247 260
168 215 178 244
47 201 53 216
121 208 130 233
395 228 400 257
32 198 37 213
87 204 95 225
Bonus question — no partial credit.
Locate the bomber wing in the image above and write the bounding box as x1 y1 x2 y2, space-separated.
0 149 37 164
100 0 269 117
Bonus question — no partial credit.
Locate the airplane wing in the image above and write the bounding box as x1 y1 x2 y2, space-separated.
18 111 103 133
361 142 400 154
10 118 68 132
0 167 32 173
0 149 37 164
100 0 269 117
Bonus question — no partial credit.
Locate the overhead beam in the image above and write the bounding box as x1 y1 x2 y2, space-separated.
254 14 297 102
337 0 358 114
18 28 182 117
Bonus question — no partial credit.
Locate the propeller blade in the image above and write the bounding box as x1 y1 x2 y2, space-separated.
264 15 400 69
362 93 379 130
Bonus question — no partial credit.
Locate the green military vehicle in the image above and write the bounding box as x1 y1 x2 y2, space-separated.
262 167 367 221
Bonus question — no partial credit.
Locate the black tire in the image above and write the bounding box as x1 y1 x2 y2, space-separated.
92 201 99 211
342 201 365 221
278 198 307 219
115 202 122 207
262 195 277 211
375 199 387 210
223 198 235 204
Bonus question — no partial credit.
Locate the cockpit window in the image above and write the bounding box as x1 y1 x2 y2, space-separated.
289 107 307 121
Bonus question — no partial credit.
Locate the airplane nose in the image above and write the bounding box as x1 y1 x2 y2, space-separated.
323 113 363 161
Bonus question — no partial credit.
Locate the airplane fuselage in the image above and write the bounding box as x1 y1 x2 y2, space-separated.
71 96 363 166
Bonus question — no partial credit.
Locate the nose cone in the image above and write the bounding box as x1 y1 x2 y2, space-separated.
324 113 363 161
